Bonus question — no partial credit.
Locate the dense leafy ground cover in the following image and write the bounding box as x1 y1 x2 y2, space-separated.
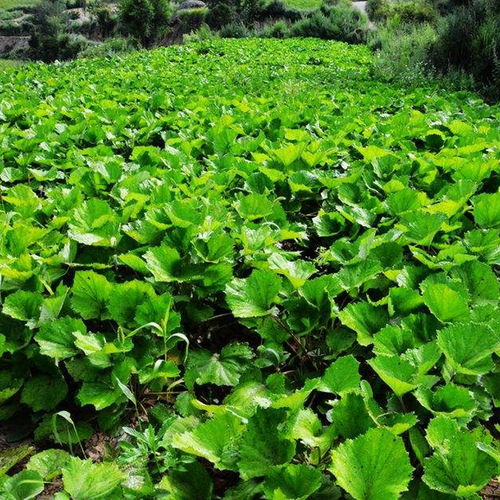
0 38 499 498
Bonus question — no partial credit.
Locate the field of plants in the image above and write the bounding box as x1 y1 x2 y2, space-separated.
0 38 499 498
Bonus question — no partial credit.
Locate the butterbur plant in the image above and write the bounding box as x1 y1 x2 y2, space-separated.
0 38 498 498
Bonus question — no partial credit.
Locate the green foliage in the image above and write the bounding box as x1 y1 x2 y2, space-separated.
290 4 368 43
0 38 498 498
429 0 500 98
28 0 89 62
119 0 171 46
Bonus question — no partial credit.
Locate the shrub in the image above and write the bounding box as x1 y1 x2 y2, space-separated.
259 19 291 38
370 22 437 85
28 0 70 62
260 0 301 22
429 0 499 98
177 7 209 33
218 21 251 37
119 0 172 46
78 37 135 58
290 4 368 43
368 0 437 24
91 7 118 38
205 0 270 29
183 22 217 42
389 0 437 24
366 0 385 20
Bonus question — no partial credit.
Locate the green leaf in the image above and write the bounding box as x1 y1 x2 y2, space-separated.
288 408 336 453
26 449 71 480
337 259 382 290
330 428 413 500
368 355 423 397
472 192 500 228
185 343 254 388
329 393 374 439
234 193 274 220
238 408 296 479
143 246 183 283
68 199 120 247
268 253 316 288
172 413 243 468
62 457 123 499
450 261 499 305
21 375 68 412
398 212 444 245
71 271 112 320
263 464 322 500
225 270 281 318
421 278 469 323
372 325 417 356
321 355 361 395
107 280 154 325
156 461 213 500
35 317 84 360
77 382 122 410
388 288 424 317
2 470 44 500
436 322 499 375
338 302 388 346
2 291 42 324
415 384 476 420
423 417 497 497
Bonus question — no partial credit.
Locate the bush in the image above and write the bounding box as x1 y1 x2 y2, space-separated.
92 7 118 38
260 0 301 22
119 0 172 46
370 22 437 85
367 0 437 24
429 0 499 98
290 4 368 43
205 0 270 29
28 0 71 62
366 0 384 20
389 0 437 24
183 23 217 42
218 21 251 37
78 37 135 58
177 7 208 33
259 19 291 38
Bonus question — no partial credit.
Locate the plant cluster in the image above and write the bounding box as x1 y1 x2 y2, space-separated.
0 38 498 498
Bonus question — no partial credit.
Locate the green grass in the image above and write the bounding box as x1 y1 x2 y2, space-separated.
284 0 323 9
0 0 37 10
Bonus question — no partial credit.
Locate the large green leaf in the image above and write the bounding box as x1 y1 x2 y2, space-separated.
320 355 361 395
2 470 44 500
263 464 322 500
71 271 112 320
423 417 498 497
225 270 281 318
421 278 469 323
330 428 413 500
21 375 68 412
35 317 84 360
185 343 254 388
62 457 124 499
238 408 296 479
436 322 499 375
172 413 243 468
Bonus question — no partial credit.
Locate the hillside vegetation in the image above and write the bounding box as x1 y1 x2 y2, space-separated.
0 38 498 498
